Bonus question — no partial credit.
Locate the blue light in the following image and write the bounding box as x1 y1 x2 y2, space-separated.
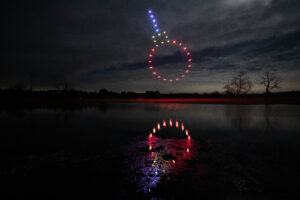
154 24 157 27
153 19 156 23
148 10 152 14
156 29 159 32
150 15 154 18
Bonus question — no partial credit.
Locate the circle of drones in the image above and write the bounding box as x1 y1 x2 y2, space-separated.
147 10 192 82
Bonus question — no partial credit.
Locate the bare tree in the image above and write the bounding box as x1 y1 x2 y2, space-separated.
224 71 253 95
259 71 281 95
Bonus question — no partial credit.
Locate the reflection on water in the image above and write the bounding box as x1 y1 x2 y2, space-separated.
0 104 300 198
125 119 200 195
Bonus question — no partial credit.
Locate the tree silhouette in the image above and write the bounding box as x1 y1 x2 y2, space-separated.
259 71 281 95
224 71 253 95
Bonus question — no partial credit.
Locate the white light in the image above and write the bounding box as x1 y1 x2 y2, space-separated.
156 29 159 32
153 19 156 23
149 10 152 14
150 15 154 18
154 24 157 27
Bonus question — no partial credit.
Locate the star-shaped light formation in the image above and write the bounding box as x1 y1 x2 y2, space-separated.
147 10 192 83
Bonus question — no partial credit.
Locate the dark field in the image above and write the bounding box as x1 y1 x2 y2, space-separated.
1 103 300 199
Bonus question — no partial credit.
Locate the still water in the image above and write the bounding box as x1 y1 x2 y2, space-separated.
1 103 300 199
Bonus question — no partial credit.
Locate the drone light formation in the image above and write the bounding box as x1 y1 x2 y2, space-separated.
147 10 192 83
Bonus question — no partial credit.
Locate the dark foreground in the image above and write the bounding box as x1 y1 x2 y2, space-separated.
1 103 300 199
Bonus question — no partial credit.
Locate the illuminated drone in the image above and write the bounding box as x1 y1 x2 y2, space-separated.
147 10 192 82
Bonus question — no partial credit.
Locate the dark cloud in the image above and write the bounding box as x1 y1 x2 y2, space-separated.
1 0 300 92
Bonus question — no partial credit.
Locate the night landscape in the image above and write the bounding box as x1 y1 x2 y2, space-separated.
1 0 300 199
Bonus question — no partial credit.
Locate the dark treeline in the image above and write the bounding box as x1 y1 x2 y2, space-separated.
1 88 300 99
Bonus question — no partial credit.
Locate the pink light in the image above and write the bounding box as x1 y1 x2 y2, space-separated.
163 78 167 81
188 135 191 140
187 148 190 152
185 129 189 136
169 79 173 82
169 119 173 127
176 121 179 128
185 70 189 73
176 78 179 81
148 60 152 63
183 47 187 51
186 52 191 56
153 71 157 75
151 48 155 52
181 75 185 78
149 66 153 69
153 128 156 133
157 75 161 79
149 145 152 150
172 40 176 44
149 54 153 58
163 120 166 127
172 160 176 164
188 64 192 68
179 42 182 46
157 123 161 130
181 123 184 131
149 133 153 137
188 58 192 62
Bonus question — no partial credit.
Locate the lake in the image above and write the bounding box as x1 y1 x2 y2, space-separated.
1 103 300 199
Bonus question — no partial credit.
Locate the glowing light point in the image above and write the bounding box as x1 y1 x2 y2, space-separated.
183 47 187 51
157 33 161 36
148 60 152 63
149 145 152 150
163 78 167 81
187 52 191 56
185 129 189 136
181 75 185 78
149 66 153 69
148 10 152 14
157 123 161 130
181 123 185 131
172 160 176 164
149 54 153 57
153 128 156 133
188 58 192 62
161 41 164 44
172 40 176 44
152 35 155 39
188 64 192 68
187 148 190 152
179 42 182 46
150 15 154 18
151 48 155 52
153 71 157 75
153 40 157 43
169 79 173 82
155 171 158 176
169 119 173 127
185 70 189 73
176 121 179 128
155 44 159 47
157 75 161 79
176 78 179 81
156 29 159 32
154 24 157 27
163 120 166 127
167 40 170 43
163 31 166 34
149 133 153 137
152 19 156 23
188 135 191 140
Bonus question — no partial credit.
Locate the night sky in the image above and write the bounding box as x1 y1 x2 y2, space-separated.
2 0 300 93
